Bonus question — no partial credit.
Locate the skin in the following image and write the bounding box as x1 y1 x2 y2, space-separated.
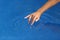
25 0 60 25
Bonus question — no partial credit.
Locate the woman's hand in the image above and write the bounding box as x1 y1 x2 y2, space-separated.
24 11 41 25
24 0 59 25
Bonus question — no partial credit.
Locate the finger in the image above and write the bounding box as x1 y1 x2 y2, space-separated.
24 15 30 19
28 16 31 23
35 18 39 22
31 17 36 25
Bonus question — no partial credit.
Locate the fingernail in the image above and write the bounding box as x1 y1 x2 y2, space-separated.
36 20 38 22
24 17 27 19
31 23 33 25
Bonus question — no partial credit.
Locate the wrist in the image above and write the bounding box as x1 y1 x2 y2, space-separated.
36 10 43 15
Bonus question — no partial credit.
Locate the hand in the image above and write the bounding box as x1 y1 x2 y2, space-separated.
24 11 41 25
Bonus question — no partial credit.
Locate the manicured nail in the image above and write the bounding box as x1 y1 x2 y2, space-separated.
24 17 27 19
36 20 38 22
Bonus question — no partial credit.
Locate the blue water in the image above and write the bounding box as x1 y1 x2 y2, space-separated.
0 0 60 40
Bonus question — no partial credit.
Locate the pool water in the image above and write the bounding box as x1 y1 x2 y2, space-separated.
0 0 60 40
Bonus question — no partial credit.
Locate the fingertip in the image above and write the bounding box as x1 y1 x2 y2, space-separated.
24 15 29 19
36 19 38 22
36 18 39 22
31 22 34 25
31 23 33 25
24 17 27 19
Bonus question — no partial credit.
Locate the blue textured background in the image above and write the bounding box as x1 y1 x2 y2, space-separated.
0 0 60 40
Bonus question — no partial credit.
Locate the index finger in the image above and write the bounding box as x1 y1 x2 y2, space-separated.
24 15 30 19
31 17 36 25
